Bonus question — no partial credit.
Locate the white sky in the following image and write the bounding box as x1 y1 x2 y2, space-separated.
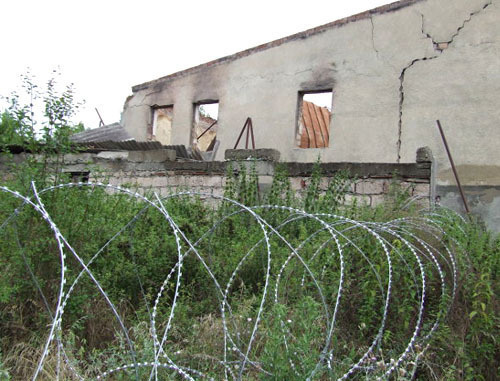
303 92 333 111
0 0 389 129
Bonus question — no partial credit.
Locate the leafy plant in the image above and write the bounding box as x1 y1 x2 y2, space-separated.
0 70 84 155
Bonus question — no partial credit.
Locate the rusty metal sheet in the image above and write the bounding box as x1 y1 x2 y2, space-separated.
299 101 330 148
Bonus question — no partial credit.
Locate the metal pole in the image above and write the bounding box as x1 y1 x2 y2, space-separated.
436 120 470 213
245 119 250 149
249 119 255 149
196 120 217 140
234 117 250 149
95 108 105 127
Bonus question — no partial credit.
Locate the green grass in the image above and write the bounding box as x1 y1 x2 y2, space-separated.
0 159 498 380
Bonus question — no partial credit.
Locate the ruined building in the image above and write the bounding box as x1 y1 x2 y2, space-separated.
72 0 500 231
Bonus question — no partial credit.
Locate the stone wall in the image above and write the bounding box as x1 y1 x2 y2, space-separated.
0 151 431 206
103 161 430 206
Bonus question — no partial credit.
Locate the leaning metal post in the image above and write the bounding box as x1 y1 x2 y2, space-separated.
436 120 470 214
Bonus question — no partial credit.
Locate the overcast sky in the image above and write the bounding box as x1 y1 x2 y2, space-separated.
0 0 389 129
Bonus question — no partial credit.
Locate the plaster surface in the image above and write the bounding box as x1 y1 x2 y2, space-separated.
122 0 498 165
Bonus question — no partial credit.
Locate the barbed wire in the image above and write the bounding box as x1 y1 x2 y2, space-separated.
0 182 458 380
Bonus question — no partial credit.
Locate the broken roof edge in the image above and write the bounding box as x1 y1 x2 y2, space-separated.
70 122 132 143
132 0 424 93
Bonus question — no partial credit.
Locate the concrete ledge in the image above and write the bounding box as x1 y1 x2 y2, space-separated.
285 162 431 180
225 148 280 162
127 149 176 162
97 151 128 160
0 152 431 181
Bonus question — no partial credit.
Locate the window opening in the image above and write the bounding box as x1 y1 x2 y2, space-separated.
296 91 332 148
193 102 219 152
152 106 173 145
69 171 90 183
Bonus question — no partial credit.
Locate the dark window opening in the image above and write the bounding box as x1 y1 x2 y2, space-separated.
193 102 219 152
70 171 90 183
151 106 173 145
296 91 332 148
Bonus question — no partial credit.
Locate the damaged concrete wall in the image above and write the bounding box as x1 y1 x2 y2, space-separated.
121 0 500 231
396 0 500 230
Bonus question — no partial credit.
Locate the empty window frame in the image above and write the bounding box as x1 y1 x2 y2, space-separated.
69 171 90 183
296 90 332 148
151 106 173 145
192 102 219 152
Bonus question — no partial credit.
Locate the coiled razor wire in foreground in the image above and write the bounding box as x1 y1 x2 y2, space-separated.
0 182 460 380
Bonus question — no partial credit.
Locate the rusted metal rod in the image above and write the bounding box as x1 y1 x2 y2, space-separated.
234 117 255 149
95 108 105 127
244 119 256 149
245 120 250 148
436 120 470 214
249 119 255 149
196 120 217 140
233 118 248 149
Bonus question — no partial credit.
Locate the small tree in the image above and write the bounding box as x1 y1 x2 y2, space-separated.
0 70 84 153
0 71 85 191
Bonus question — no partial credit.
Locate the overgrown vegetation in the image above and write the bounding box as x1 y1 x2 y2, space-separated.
0 163 498 380
0 77 499 380
0 71 84 154
0 71 85 196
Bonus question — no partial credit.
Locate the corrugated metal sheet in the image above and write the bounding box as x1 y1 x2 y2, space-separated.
78 140 162 151
169 145 192 159
77 140 195 160
70 123 132 143
299 101 330 148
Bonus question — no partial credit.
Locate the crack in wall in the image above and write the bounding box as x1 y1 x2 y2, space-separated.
369 16 399 73
125 104 149 110
420 1 493 51
420 13 439 49
447 1 493 46
370 16 381 60
397 56 437 162
397 1 493 162
145 89 163 98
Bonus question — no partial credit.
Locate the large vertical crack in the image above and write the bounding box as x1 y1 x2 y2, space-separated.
370 16 380 59
397 56 437 162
